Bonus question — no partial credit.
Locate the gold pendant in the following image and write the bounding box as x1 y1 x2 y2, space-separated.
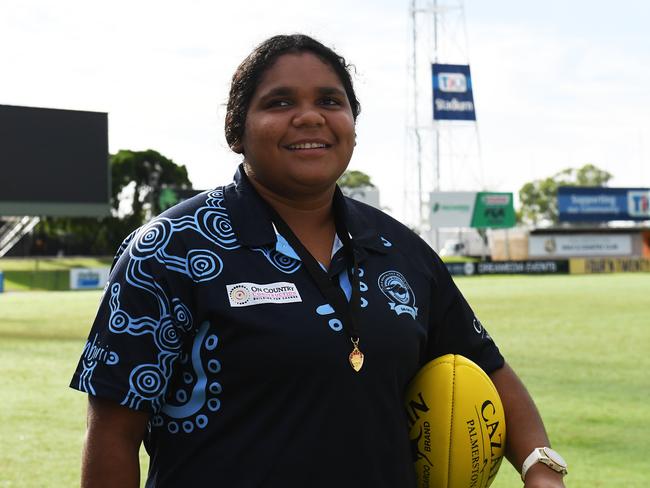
349 338 364 372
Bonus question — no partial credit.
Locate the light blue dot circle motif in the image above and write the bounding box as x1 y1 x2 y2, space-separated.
209 382 222 394
130 364 166 399
359 281 368 292
329 319 343 331
106 352 119 366
173 301 192 331
180 353 189 365
360 297 368 308
357 268 365 278
111 283 121 295
131 219 173 259
196 415 208 429
207 398 221 412
109 311 129 332
187 249 223 282
207 359 221 373
380 236 393 247
176 390 187 403
255 247 301 274
168 421 179 434
205 335 218 351
182 421 194 433
195 208 239 249
151 415 164 427
269 251 300 273
183 372 193 384
155 320 181 351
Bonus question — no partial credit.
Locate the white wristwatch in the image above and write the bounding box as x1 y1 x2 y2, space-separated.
521 447 568 481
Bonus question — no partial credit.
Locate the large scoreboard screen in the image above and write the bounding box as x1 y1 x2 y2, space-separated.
0 104 110 216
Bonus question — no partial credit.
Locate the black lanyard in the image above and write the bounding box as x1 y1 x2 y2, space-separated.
262 193 364 371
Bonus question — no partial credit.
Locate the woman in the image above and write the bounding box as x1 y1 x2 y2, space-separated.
72 34 566 487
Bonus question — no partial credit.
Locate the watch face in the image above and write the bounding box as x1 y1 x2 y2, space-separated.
543 447 567 468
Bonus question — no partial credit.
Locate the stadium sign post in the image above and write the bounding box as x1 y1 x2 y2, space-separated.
432 63 477 121
0 271 4 293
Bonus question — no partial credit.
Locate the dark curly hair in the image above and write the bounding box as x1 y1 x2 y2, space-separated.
225 34 361 153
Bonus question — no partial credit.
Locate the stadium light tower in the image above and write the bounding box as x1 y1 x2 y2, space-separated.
406 0 483 250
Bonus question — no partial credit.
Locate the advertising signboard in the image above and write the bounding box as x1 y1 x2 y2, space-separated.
430 192 515 229
570 258 650 274
529 234 633 258
558 187 650 222
431 64 476 121
429 192 475 227
70 268 110 290
446 260 568 276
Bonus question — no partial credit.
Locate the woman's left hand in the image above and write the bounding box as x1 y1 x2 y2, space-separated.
523 463 566 488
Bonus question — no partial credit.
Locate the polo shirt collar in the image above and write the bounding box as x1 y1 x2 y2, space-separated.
223 164 389 256
223 165 277 248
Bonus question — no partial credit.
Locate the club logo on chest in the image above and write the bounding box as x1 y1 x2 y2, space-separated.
377 270 418 319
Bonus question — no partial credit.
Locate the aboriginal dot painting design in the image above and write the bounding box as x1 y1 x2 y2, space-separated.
251 246 302 274
316 266 368 332
76 188 253 424
149 321 223 434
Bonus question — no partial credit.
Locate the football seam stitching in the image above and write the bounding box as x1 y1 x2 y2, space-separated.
447 355 456 487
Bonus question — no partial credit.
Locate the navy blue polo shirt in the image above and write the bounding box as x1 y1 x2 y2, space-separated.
70 165 503 487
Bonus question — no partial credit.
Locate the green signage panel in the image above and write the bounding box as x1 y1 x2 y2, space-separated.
470 192 516 229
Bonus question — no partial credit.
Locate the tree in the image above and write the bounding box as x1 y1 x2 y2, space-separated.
36 150 192 255
518 163 612 225
338 170 375 189
110 149 192 219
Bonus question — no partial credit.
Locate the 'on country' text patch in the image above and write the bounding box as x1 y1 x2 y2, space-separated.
226 282 302 307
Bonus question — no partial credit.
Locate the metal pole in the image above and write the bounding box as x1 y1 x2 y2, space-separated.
432 0 440 251
411 0 423 231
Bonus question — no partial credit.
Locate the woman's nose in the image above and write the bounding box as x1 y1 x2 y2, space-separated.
291 107 325 127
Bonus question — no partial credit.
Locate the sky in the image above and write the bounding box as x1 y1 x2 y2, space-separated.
1 0 649 225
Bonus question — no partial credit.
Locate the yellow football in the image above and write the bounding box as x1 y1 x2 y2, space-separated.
404 354 506 488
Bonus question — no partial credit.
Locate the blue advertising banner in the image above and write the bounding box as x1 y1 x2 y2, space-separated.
432 64 476 121
558 187 650 222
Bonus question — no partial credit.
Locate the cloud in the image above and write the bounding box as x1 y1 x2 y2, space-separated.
1 0 648 224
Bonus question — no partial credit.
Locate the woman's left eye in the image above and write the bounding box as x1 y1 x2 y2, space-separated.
320 97 341 106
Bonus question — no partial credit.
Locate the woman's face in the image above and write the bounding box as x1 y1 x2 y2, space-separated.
241 52 356 198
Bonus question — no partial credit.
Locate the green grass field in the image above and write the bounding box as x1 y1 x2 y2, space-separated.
1 273 649 487
0 257 112 291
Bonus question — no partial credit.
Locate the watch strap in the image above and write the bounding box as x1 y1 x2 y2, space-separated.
521 447 568 481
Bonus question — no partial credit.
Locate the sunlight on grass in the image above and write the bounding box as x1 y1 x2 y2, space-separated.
1 274 648 486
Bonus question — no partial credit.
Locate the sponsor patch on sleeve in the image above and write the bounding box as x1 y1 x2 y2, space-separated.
226 282 302 307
